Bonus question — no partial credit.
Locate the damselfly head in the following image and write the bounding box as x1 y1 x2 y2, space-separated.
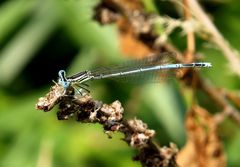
58 70 70 89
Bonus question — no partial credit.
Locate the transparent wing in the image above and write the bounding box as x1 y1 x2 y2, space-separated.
90 52 181 83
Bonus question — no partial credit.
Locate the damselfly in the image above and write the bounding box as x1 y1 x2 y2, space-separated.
58 53 212 95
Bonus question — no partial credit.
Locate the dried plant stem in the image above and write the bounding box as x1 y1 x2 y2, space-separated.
164 43 240 126
168 43 240 125
36 84 179 167
183 0 195 61
188 0 240 75
198 77 240 125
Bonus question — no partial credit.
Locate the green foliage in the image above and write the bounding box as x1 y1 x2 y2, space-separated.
0 0 239 166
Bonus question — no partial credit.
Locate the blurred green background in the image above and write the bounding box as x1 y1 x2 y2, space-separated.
0 0 240 167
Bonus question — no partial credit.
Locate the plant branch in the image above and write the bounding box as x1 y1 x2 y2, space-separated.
197 78 240 125
187 0 240 76
183 0 195 61
36 84 179 167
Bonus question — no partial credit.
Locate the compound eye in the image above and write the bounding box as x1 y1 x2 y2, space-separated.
58 70 66 80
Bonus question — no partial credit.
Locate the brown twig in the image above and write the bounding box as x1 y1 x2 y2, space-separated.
36 84 179 167
197 77 240 125
165 45 240 126
183 0 195 62
187 0 240 76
